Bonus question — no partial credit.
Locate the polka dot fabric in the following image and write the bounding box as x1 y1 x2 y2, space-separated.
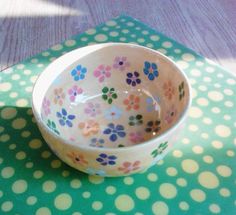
0 15 235 214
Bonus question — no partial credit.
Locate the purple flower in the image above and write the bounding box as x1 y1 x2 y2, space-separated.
90 138 105 148
103 123 126 142
84 102 101 117
42 97 51 116
68 85 83 102
113 56 130 71
126 71 141 86
56 108 75 127
96 153 117 166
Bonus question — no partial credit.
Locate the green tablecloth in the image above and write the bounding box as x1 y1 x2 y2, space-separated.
0 15 235 215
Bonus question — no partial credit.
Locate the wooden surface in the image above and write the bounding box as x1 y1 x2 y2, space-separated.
0 0 236 73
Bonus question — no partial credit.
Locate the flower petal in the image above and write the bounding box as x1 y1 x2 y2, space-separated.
62 108 67 116
66 120 72 127
104 128 111 134
68 115 75 120
110 133 117 142
117 131 126 137
100 153 107 158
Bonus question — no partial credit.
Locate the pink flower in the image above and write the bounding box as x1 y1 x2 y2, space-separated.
118 161 141 174
42 97 51 116
54 88 65 106
68 85 83 102
84 102 101 117
113 56 130 71
165 105 177 124
129 132 144 144
93 65 111 82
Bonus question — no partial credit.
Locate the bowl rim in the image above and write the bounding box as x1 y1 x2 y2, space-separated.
32 42 192 152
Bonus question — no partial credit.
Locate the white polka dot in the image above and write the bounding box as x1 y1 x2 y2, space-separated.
216 165 232 177
65 40 76 47
16 98 28 107
203 155 214 164
109 31 119 37
217 73 224 78
223 89 233 96
147 173 158 182
122 29 129 34
3 68 13 74
172 150 183 158
215 125 231 137
198 171 219 189
115 194 134 212
70 179 81 188
11 74 20 80
211 107 220 114
190 69 201 77
105 186 116 195
0 134 10 142
42 52 50 57
94 34 108 42
162 41 172 48
0 82 12 92
179 201 189 211
152 201 169 215
214 83 221 88
157 48 167 54
182 138 190 144
188 107 202 118
224 101 234 107
189 78 196 85
54 193 72 210
146 43 154 48
203 117 212 125
10 92 18 98
26 196 37 205
219 188 231 197
16 151 26 160
29 139 42 149
1 167 15 178
226 150 234 157
106 20 117 26
51 44 63 51
188 124 199 132
135 187 150 200
159 183 177 199
51 160 61 168
208 91 224 102
150 35 160 41
1 107 17 120
190 189 206 202
137 38 145 43
33 170 44 179
1 201 13 212
92 201 103 211
12 179 28 194
88 175 104 184
142 30 149 35
123 176 134 185
0 102 5 107
209 204 221 214
82 191 91 198
36 207 51 215
201 133 209 139
211 140 223 149
166 167 178 176
192 146 204 154
226 78 236 85
12 118 26 129
182 53 195 61
198 85 207 91
205 66 215 73
31 58 38 63
181 159 199 174
176 61 189 69
81 37 88 41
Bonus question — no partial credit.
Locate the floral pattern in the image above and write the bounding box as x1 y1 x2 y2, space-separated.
143 61 159 80
123 94 140 111
146 97 161 112
165 105 177 124
71 65 87 81
46 120 59 135
179 81 185 100
56 108 75 127
96 153 117 166
103 123 126 142
54 88 65 105
104 106 122 120
89 138 105 148
78 120 99 136
163 80 175 100
93 65 111 83
145 120 161 133
102 87 118 104
84 102 101 117
113 56 130 71
67 152 88 165
126 71 141 86
118 161 141 174
42 98 51 116
68 85 83 102
129 114 143 126
129 131 144 144
151 142 168 158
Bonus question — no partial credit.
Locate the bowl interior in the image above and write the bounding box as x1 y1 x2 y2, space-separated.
39 44 190 148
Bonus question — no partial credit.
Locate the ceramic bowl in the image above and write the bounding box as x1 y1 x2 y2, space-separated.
32 43 191 177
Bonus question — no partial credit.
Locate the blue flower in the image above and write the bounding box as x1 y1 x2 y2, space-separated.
56 108 75 127
71 65 87 81
90 138 105 148
104 105 122 120
86 168 107 177
126 71 141 86
103 123 126 142
143 61 159 80
96 153 117 166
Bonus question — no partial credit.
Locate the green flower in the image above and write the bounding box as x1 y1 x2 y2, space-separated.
47 120 60 135
151 142 168 158
179 81 185 100
128 114 143 126
102 87 118 104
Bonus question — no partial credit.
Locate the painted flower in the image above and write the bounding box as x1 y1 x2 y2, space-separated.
47 120 59 135
78 120 99 136
42 98 51 116
163 80 175 100
179 81 185 100
145 120 161 133
129 131 144 144
113 56 130 71
68 85 83 102
126 71 141 86
54 88 65 105
165 105 177 124
146 97 161 112
104 105 122 120
71 65 87 81
123 94 140 111
56 108 75 127
103 123 126 142
118 161 141 174
128 114 143 126
90 138 105 148
102 87 117 104
96 153 117 166
67 152 88 165
84 102 101 117
93 65 111 83
86 168 107 177
143 61 159 80
151 142 168 158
